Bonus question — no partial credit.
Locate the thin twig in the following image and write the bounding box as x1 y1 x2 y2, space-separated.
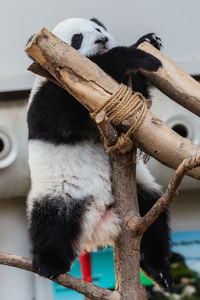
0 252 119 300
128 155 200 234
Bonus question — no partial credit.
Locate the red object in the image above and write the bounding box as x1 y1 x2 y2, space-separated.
79 251 92 283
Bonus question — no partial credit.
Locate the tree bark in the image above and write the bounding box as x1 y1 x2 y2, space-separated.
95 112 147 299
25 28 200 180
138 42 200 116
111 150 147 300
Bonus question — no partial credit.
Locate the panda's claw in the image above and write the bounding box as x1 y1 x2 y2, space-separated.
144 38 151 43
141 260 172 290
136 33 162 50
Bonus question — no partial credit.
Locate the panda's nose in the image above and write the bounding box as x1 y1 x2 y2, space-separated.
95 37 109 45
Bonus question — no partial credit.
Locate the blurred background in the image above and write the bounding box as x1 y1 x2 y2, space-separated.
0 0 200 299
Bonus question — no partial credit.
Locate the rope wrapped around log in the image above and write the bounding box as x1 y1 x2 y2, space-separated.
91 84 149 153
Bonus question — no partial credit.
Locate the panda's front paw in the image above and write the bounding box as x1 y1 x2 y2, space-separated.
140 52 162 72
137 33 162 50
33 252 71 279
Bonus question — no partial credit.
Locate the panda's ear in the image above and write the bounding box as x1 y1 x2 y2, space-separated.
26 34 36 46
90 18 107 31
26 34 36 61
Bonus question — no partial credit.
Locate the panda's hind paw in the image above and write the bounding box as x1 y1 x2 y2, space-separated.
33 252 71 279
141 261 172 291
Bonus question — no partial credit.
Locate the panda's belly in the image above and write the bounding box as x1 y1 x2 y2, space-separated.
28 139 114 207
27 139 160 248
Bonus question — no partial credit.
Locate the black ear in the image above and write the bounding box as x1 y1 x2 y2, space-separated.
26 34 36 61
90 18 107 31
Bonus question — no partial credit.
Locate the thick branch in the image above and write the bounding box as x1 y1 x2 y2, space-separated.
25 28 200 180
0 252 119 300
138 42 200 117
128 155 200 234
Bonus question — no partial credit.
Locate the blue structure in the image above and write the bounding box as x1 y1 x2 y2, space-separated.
52 246 152 300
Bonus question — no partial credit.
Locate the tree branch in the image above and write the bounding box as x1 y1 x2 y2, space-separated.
0 252 119 300
128 155 200 234
138 42 200 117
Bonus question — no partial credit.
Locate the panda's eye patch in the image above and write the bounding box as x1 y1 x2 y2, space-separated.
95 28 101 33
71 33 83 50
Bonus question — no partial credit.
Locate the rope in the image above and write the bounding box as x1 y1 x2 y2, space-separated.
91 83 148 153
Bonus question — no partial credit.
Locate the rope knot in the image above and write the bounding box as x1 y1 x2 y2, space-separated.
91 84 148 153
105 135 133 154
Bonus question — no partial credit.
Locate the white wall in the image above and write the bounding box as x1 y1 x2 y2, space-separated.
0 199 34 300
170 190 200 232
0 98 29 199
0 0 200 92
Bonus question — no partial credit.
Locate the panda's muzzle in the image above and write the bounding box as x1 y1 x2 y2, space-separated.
95 37 108 45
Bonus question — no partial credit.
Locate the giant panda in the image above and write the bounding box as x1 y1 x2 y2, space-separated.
27 17 172 289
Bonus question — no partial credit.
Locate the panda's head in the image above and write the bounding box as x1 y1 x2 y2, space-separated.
52 18 117 57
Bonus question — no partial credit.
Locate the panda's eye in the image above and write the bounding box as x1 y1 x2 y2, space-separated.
71 33 83 50
73 33 82 40
95 28 101 33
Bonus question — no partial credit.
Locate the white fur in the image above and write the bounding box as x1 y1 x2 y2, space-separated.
28 75 46 107
136 160 162 191
27 139 120 248
53 18 117 57
27 139 161 249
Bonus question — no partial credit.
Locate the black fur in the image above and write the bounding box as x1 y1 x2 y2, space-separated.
29 196 90 278
71 33 83 50
138 185 172 289
90 18 107 31
28 81 92 144
26 34 36 60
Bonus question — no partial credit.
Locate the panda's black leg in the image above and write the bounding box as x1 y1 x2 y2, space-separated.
137 185 172 290
90 46 162 82
29 195 86 278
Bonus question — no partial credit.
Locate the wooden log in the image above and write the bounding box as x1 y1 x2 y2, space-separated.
138 42 200 116
25 28 200 180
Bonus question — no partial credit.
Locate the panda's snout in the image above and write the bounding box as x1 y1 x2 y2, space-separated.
95 37 109 45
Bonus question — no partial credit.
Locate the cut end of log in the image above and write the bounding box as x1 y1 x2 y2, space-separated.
25 27 48 53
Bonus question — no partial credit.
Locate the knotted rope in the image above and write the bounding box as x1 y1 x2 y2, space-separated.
91 83 149 153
